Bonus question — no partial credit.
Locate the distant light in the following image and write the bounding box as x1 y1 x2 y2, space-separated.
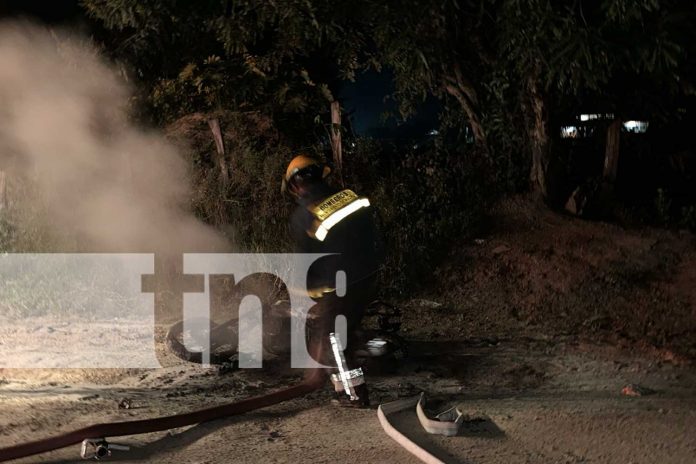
561 126 578 138
579 113 615 122
623 120 649 133
428 129 439 136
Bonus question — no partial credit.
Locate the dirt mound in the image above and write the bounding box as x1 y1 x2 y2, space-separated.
403 195 696 361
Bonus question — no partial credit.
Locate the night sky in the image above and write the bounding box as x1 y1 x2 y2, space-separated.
338 70 439 139
0 0 81 23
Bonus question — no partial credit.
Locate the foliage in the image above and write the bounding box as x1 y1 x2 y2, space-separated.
654 188 673 225
165 111 297 252
342 137 491 294
82 0 696 195
680 205 696 231
652 187 696 231
366 0 696 193
76 0 696 290
81 0 366 128
0 179 78 253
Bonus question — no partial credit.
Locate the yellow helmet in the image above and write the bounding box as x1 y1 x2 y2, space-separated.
281 154 331 195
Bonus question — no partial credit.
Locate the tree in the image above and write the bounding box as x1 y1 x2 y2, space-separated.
501 0 693 199
82 0 696 203
81 0 367 130
367 0 490 150
368 0 695 200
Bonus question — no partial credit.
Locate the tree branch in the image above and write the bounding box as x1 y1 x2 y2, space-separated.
444 82 487 150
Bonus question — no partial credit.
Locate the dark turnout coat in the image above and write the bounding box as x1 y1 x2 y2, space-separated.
289 183 382 294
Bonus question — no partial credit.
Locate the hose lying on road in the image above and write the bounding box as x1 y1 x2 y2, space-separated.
377 396 445 464
0 364 327 462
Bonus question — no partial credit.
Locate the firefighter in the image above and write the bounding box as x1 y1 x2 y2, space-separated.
282 154 382 406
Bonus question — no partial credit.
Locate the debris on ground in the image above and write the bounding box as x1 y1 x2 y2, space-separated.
491 244 511 255
117 398 132 410
397 382 420 397
217 361 239 375
621 384 656 397
409 299 443 309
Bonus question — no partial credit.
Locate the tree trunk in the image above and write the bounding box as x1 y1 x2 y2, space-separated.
525 70 551 198
443 64 488 153
330 101 345 186
444 83 488 148
603 118 622 183
207 118 228 184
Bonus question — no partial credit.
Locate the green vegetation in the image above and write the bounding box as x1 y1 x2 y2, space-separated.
3 1 692 292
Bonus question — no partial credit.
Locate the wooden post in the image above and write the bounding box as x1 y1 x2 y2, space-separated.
330 101 344 186
603 118 622 183
207 118 228 183
0 170 6 211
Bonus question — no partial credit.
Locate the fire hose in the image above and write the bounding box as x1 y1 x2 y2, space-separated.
377 396 444 464
0 355 327 462
0 301 405 462
377 393 464 464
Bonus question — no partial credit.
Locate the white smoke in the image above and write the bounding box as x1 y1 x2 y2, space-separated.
0 22 228 253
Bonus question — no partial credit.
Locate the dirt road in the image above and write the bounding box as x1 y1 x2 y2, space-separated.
1 333 694 464
1 200 695 463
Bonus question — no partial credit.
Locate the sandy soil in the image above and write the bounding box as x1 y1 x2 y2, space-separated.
0 332 695 463
1 198 695 463
419 196 696 361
